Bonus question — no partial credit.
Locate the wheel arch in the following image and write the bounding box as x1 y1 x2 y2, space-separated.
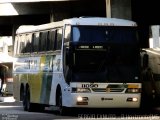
20 83 25 101
56 84 62 106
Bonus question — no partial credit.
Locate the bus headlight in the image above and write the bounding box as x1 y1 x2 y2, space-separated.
72 88 91 93
77 96 83 102
77 96 88 101
77 96 89 105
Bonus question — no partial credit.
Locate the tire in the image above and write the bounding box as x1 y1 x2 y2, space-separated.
141 70 154 109
20 85 24 101
23 88 45 112
23 88 34 112
35 104 45 112
57 90 68 115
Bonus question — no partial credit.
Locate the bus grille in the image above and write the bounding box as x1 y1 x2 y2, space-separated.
92 88 124 92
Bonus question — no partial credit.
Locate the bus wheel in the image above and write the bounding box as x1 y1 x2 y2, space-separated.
20 85 24 101
23 88 34 112
57 90 67 115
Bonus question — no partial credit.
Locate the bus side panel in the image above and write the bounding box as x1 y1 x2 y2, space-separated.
14 55 55 105
13 57 30 101
13 74 20 101
29 55 52 104
49 54 62 105
40 72 52 104
39 55 53 105
13 73 28 101
29 73 42 103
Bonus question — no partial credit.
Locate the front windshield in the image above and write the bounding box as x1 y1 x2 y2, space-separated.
72 26 137 44
64 26 140 83
71 45 139 83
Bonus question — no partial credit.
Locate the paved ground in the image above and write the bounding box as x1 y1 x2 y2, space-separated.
0 96 160 120
0 100 76 120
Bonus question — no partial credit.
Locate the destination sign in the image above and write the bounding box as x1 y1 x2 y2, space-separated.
77 45 104 49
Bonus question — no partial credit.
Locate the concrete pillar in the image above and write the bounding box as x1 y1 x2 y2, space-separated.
50 9 55 22
151 25 160 48
12 25 19 56
111 0 131 20
106 0 111 18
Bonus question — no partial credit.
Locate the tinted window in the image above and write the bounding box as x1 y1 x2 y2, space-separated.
56 28 62 50
39 31 48 52
19 35 26 53
72 26 138 44
48 29 56 51
32 32 39 52
25 34 32 53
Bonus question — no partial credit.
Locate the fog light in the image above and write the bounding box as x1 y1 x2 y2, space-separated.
77 96 83 102
76 96 89 105
132 97 138 102
127 97 138 102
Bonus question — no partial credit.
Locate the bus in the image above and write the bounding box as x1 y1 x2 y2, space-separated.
13 17 141 114
141 48 160 107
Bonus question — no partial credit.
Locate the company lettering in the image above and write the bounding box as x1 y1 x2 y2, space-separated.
82 84 98 88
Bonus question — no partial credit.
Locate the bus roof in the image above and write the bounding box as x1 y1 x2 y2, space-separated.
16 17 137 34
64 17 137 26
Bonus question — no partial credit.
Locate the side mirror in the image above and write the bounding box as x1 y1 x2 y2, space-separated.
143 53 149 68
65 47 69 65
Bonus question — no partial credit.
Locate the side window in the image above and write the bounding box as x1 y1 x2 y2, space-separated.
19 34 26 54
64 25 71 43
32 32 39 52
25 33 32 53
39 31 48 52
46 31 50 51
14 36 19 55
17 35 21 55
56 28 62 50
48 29 56 51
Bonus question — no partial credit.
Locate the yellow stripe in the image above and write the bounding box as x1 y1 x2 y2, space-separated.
29 73 43 103
30 56 46 103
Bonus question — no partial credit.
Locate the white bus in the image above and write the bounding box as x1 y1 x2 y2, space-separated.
13 17 141 114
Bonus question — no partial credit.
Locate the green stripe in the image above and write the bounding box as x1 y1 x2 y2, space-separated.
40 55 53 104
40 73 52 104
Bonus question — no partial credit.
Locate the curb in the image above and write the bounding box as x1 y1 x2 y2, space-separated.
0 96 15 102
